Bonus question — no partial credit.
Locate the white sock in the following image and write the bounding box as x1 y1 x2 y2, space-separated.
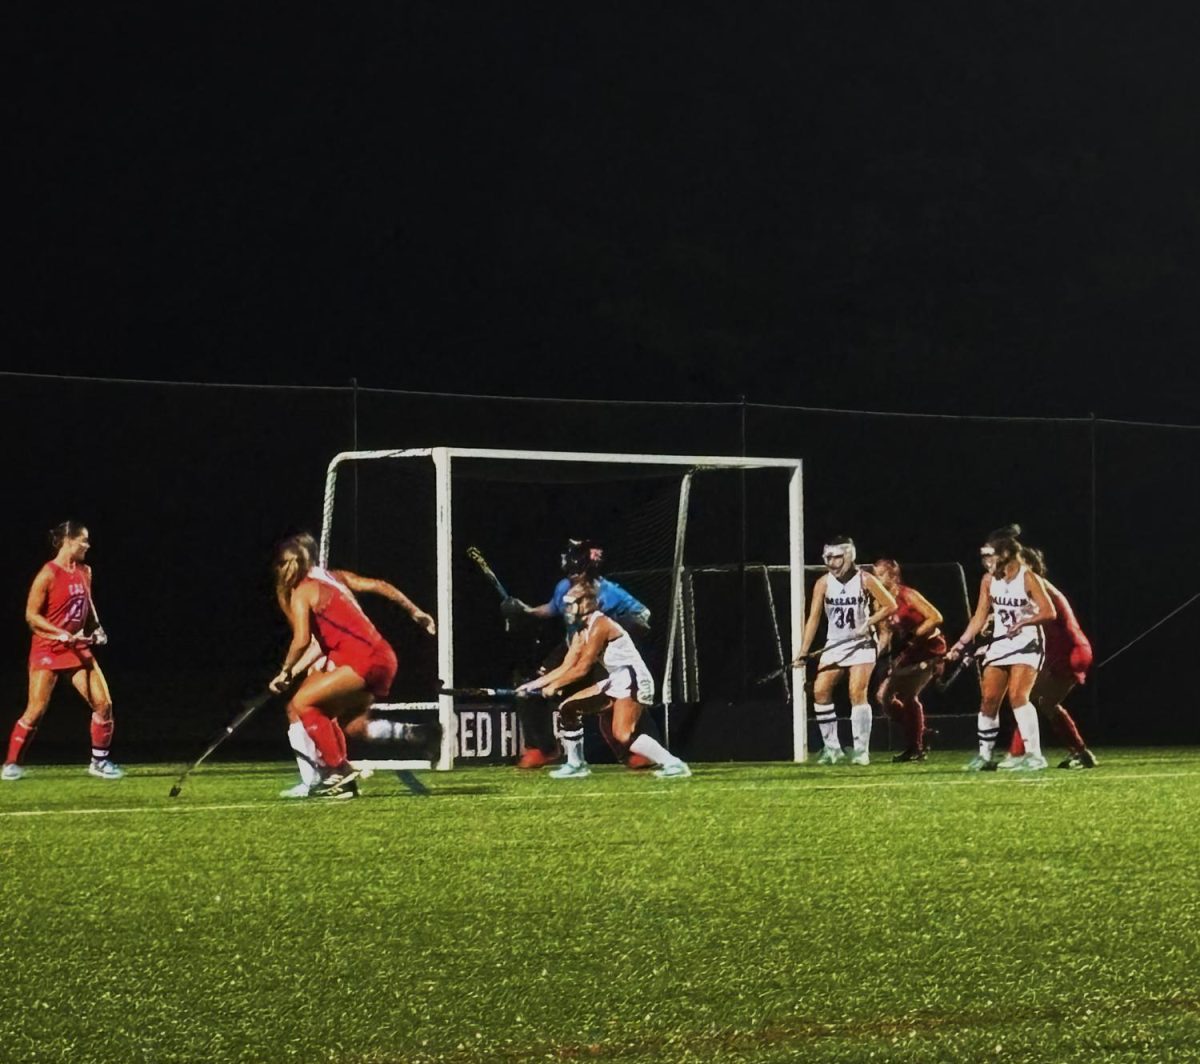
630 733 681 768
977 713 999 761
287 721 321 785
850 704 873 753
1012 703 1042 757
560 728 585 767
364 718 409 743
814 703 839 749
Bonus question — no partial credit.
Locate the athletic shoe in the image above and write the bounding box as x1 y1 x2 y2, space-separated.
625 754 654 770
997 753 1026 770
965 755 997 773
1058 755 1082 770
1 763 24 781
1012 754 1048 771
279 781 311 798
892 748 926 763
308 770 359 799
654 762 692 779
88 759 125 780
815 746 846 766
1078 748 1099 769
517 748 561 770
847 750 870 766
549 762 591 779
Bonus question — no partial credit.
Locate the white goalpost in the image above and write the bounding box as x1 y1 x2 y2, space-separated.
318 446 807 770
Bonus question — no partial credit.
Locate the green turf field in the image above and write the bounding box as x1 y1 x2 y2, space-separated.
2 750 1198 1063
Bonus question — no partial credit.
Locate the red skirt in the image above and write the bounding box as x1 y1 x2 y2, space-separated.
29 640 94 672
329 639 397 699
1045 643 1093 686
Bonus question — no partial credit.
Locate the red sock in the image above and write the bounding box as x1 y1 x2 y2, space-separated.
90 713 115 760
5 719 36 765
301 708 348 772
1011 727 1026 756
904 697 925 750
1052 706 1086 754
331 719 348 765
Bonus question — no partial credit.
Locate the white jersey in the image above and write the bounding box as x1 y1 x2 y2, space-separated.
984 565 1044 667
820 569 876 667
585 611 655 705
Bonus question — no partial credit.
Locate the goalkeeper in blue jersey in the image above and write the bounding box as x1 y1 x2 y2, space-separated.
503 539 659 769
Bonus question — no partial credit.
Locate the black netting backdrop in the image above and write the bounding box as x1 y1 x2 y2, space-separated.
1 374 1196 758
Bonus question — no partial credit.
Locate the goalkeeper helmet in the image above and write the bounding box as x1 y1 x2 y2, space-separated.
561 539 604 577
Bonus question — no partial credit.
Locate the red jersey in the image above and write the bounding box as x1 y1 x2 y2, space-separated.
305 568 384 655
1043 581 1092 679
302 568 397 698
29 562 94 671
888 584 947 666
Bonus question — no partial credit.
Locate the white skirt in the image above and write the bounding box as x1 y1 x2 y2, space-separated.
599 664 656 705
983 631 1044 670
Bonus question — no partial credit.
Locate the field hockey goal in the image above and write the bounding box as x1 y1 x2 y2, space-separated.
317 447 806 769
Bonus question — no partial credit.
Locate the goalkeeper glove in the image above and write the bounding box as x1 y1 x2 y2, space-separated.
500 597 529 619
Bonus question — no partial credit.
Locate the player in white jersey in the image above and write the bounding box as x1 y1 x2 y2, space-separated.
795 536 897 765
517 579 689 779
947 525 1056 772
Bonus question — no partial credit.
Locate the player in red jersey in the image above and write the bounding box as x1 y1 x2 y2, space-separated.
1002 546 1097 769
872 559 946 762
269 534 438 798
3 521 123 782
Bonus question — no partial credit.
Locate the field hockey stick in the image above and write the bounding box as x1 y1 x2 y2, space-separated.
753 634 873 686
168 687 280 797
438 685 535 700
933 632 1010 692
467 546 521 631
467 546 511 599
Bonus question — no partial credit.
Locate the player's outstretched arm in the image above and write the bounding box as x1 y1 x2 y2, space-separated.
333 569 436 635
519 627 603 696
540 622 608 696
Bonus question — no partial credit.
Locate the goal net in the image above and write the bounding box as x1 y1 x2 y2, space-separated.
317 447 806 769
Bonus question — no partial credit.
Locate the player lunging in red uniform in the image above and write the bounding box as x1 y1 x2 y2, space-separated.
872 559 946 762
3 521 122 781
270 534 437 799
1001 546 1098 769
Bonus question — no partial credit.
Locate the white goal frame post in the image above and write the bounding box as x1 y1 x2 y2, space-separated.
318 446 807 769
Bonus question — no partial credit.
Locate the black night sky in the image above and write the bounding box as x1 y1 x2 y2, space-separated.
8 3 1200 417
4 4 1200 755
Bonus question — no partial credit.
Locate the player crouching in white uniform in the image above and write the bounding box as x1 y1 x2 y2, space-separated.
794 536 897 765
517 580 690 779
